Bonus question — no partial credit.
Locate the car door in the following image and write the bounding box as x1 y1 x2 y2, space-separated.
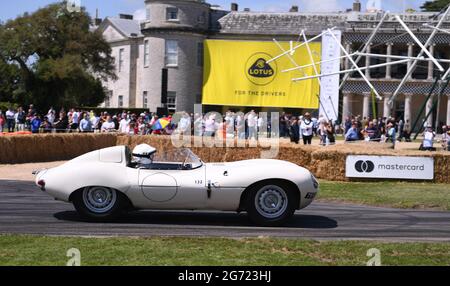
138 165 207 209
139 169 179 203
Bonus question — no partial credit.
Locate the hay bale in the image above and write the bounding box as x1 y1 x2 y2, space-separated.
0 133 117 164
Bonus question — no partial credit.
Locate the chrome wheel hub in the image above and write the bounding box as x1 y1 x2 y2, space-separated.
82 187 117 214
255 185 288 219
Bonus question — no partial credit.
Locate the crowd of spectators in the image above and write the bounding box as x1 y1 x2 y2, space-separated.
0 105 449 150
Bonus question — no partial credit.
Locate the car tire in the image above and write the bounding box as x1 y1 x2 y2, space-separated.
72 187 127 221
246 182 297 227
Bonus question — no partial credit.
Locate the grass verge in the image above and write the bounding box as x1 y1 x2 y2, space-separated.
0 235 449 266
318 180 450 211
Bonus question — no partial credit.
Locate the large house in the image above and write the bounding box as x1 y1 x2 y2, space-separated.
98 0 450 127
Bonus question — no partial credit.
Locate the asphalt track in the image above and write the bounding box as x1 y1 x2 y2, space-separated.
1 180 450 242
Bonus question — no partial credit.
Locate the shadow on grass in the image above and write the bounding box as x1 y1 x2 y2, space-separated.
54 210 338 229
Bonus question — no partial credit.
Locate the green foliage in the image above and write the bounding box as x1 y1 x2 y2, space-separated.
421 0 450 11
0 2 116 112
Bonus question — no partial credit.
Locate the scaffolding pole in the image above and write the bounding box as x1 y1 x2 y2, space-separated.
388 6 450 105
339 12 389 89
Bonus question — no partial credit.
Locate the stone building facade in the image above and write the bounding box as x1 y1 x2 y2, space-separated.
98 0 450 126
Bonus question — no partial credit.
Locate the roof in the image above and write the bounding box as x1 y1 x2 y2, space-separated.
218 12 347 35
105 17 143 37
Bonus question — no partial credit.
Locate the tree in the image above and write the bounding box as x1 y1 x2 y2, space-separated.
0 1 116 111
421 0 450 11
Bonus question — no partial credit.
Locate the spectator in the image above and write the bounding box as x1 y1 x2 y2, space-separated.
325 121 336 145
16 107 26 131
5 107 15 132
0 110 5 132
101 116 116 133
247 110 258 140
79 114 92 133
364 121 378 142
318 115 327 145
386 122 396 149
30 115 42 134
344 116 352 135
300 112 314 145
439 125 449 151
54 112 69 133
204 114 217 137
289 117 300 144
42 117 53 133
119 114 131 134
90 112 101 132
345 123 359 142
420 126 436 151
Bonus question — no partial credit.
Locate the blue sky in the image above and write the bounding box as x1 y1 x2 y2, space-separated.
0 0 426 22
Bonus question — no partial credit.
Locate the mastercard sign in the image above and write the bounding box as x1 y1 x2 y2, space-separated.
202 40 321 109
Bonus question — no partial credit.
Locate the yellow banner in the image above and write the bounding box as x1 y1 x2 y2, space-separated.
202 40 321 109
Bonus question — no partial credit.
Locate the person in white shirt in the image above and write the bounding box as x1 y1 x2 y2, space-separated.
300 113 314 145
318 115 327 145
421 127 436 151
101 116 116 133
5 108 16 133
204 114 217 137
119 115 131 134
247 110 258 140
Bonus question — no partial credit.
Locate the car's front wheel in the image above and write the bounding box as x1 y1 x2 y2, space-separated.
72 187 127 221
246 182 297 227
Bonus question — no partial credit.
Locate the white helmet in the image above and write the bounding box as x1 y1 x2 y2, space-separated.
132 144 156 165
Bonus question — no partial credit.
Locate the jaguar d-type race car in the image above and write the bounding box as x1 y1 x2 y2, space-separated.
34 145 319 226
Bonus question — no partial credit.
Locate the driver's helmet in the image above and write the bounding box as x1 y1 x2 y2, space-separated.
132 144 156 165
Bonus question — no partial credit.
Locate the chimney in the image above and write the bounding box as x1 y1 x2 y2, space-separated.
243 8 250 12
119 14 134 20
353 0 361 12
231 3 238 12
94 18 102 26
289 5 299 13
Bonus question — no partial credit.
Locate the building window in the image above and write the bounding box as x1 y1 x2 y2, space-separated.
197 42 204 67
105 90 112 108
165 40 178 67
143 91 148 108
167 92 177 112
144 40 150 67
198 12 206 24
118 48 124 72
118 95 124 108
166 7 178 21
146 7 151 20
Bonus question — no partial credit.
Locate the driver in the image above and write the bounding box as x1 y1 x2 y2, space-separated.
132 144 157 168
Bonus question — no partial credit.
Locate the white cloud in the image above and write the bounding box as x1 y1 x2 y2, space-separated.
133 8 146 21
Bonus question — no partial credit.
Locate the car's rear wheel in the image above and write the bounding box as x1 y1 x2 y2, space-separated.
246 182 296 227
72 187 126 221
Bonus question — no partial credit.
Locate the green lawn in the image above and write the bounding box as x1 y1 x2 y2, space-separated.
0 235 449 266
318 180 450 211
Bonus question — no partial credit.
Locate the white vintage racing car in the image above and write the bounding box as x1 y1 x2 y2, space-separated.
34 145 319 226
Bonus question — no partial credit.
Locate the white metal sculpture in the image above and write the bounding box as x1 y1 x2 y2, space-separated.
267 5 450 119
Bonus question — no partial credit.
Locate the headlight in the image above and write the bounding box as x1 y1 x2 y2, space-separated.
311 173 319 189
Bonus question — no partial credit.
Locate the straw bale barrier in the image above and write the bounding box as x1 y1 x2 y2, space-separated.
1 134 448 183
0 133 117 164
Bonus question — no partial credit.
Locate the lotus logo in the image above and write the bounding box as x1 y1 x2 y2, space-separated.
245 52 277 86
355 160 375 173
